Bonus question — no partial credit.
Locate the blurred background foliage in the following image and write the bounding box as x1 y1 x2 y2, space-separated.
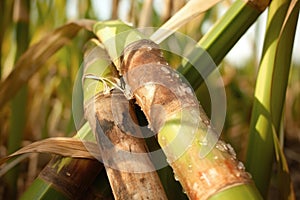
0 0 299 199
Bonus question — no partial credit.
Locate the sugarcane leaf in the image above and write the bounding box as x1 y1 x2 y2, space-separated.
150 0 223 44
0 137 99 166
271 1 299 199
246 0 298 196
280 0 299 32
271 0 300 121
0 19 96 108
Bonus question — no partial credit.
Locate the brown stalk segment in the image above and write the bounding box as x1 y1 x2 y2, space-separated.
39 156 103 199
120 39 253 199
84 90 167 200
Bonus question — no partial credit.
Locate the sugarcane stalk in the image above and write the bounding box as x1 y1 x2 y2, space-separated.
119 39 262 199
82 39 167 200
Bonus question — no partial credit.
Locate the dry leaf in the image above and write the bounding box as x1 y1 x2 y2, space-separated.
0 137 99 166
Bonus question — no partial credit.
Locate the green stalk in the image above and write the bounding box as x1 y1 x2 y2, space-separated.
5 1 30 198
245 0 299 197
178 0 270 90
20 122 103 200
94 21 262 200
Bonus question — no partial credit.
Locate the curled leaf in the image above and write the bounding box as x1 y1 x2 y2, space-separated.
0 137 99 166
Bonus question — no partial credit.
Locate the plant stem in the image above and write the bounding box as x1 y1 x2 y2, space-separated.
246 0 299 197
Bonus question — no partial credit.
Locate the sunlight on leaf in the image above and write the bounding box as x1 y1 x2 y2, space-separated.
150 0 223 44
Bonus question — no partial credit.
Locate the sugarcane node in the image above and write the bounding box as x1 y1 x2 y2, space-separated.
120 39 199 133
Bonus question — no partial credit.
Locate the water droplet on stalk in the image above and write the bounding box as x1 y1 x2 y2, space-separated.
188 164 193 172
161 66 170 74
193 183 199 191
226 143 236 159
185 87 192 94
198 138 208 146
215 141 227 152
237 161 245 170
166 158 170 164
174 174 179 181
